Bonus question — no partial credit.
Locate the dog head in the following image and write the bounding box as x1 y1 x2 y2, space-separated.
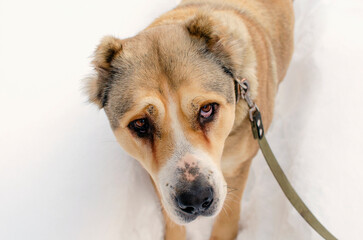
85 14 248 224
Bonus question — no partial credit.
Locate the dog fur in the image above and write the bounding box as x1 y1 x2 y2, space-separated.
85 0 294 239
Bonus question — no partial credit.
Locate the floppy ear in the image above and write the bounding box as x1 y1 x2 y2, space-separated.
185 12 244 77
85 36 123 108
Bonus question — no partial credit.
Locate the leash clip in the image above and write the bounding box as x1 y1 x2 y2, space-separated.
235 78 258 122
235 77 264 139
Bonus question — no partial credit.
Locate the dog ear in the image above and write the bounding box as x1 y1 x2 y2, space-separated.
85 36 123 108
185 12 244 77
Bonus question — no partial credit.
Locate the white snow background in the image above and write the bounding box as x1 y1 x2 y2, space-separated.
0 0 362 239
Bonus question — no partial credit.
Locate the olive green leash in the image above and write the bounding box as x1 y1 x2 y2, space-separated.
235 78 337 240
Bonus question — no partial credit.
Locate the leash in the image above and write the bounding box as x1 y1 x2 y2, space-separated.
234 78 338 240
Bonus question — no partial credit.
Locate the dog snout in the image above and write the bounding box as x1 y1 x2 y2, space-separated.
175 186 214 215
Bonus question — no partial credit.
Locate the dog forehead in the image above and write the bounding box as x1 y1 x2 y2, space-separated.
105 27 234 127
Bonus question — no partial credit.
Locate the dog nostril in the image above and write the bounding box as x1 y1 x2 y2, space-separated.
202 197 213 209
176 197 197 214
181 206 196 214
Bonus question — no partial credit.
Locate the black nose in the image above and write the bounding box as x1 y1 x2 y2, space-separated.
176 187 214 215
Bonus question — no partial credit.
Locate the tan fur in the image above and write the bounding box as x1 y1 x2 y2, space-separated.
85 0 294 239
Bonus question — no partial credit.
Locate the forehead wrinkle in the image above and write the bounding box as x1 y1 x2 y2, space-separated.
152 28 204 91
154 40 180 91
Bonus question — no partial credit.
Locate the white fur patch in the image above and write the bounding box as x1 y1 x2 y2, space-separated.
157 95 227 224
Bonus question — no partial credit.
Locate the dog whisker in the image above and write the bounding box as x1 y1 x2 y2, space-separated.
227 192 240 200
227 189 238 194
226 192 242 205
223 202 232 216
226 197 240 205
222 205 229 217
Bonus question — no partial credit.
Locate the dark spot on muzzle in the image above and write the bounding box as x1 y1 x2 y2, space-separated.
176 161 200 181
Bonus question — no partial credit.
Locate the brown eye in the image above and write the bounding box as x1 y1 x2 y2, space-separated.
199 103 218 125
129 118 150 138
134 119 145 128
200 104 213 118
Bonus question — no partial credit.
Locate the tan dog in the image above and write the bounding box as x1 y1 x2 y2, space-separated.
85 0 294 239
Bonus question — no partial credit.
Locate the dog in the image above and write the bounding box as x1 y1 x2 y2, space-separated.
85 0 294 239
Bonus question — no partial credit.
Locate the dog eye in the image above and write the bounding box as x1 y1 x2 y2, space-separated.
129 118 150 137
200 104 213 118
199 103 218 124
